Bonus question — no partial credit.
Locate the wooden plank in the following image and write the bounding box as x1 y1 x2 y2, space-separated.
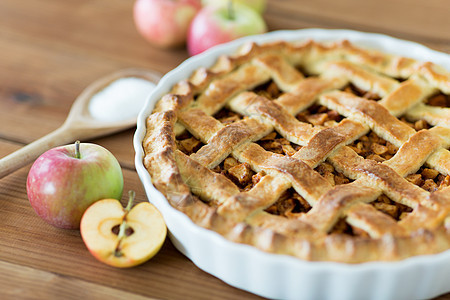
0 167 259 299
0 260 151 300
266 0 450 42
0 0 189 72
264 15 450 54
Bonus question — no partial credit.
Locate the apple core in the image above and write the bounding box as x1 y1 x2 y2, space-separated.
80 190 167 268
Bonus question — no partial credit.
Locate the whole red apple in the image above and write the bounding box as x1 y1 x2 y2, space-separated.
187 1 267 56
133 0 202 48
26 141 124 229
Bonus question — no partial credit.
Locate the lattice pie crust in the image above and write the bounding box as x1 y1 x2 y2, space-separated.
143 40 450 263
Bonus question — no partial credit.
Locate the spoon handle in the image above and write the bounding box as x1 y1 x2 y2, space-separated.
0 125 75 179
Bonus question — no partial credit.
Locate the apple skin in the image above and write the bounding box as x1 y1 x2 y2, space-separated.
133 0 202 48
80 199 167 268
26 143 123 229
187 1 267 56
202 0 267 14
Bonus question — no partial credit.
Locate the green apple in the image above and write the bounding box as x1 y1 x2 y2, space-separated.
202 0 267 14
187 0 267 55
80 191 167 268
26 141 123 229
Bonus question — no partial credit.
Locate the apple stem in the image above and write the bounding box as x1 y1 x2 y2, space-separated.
228 0 235 20
75 140 81 159
114 190 136 257
125 190 135 211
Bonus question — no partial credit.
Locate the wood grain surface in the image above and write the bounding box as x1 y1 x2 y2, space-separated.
0 0 449 299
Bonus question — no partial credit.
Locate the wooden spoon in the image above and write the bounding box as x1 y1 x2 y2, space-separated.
0 68 161 179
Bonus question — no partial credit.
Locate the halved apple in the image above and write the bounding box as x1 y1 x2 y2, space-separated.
80 191 166 268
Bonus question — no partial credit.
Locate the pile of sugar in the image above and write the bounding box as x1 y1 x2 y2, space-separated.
88 77 156 122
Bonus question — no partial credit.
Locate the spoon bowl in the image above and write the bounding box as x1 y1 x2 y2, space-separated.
0 68 161 179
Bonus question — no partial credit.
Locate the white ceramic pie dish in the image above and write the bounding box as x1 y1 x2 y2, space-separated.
134 28 450 300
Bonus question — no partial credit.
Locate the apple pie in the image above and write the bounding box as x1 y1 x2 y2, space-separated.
142 39 450 263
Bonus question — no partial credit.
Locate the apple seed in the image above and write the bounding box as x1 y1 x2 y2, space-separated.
111 224 134 236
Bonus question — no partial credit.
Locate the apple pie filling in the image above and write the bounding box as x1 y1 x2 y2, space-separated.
401 91 449 191
257 132 301 156
328 193 413 237
265 187 312 217
348 130 449 192
214 107 243 125
296 103 343 127
211 156 256 191
253 80 283 100
173 78 449 235
347 131 398 163
176 131 204 155
342 83 382 101
425 92 450 107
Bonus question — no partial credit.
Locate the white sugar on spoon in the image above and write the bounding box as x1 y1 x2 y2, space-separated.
89 77 156 122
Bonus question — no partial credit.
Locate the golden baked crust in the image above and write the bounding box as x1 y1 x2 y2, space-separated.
143 39 450 263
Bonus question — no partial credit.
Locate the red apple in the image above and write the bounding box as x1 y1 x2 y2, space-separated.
187 1 267 56
80 191 167 268
26 141 123 229
133 0 202 48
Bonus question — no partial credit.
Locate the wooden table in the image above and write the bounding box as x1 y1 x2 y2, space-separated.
0 0 449 299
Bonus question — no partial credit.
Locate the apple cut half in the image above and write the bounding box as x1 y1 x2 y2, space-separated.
80 192 167 268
